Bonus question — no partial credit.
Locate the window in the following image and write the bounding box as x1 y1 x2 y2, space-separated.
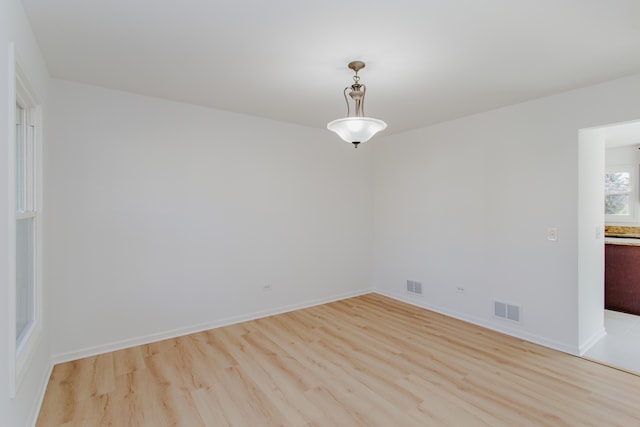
15 101 36 350
605 166 636 222
9 48 42 397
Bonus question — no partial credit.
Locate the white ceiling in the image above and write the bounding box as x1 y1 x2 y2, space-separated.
22 0 640 135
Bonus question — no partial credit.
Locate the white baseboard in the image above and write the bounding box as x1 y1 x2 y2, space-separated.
52 287 584 364
29 360 54 427
578 326 607 356
374 289 580 356
51 288 373 364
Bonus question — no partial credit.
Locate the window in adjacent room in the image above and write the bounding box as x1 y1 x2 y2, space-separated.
605 165 636 222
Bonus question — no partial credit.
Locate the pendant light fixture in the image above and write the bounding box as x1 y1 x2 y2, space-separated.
327 61 387 148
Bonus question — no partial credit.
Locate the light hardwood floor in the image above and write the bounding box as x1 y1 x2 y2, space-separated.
37 294 640 426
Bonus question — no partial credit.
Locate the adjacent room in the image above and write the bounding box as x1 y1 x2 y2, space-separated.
2 0 640 426
583 121 640 372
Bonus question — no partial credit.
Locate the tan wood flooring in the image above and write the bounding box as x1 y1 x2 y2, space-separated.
36 294 640 426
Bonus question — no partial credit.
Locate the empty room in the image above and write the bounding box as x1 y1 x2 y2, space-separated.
2 0 640 426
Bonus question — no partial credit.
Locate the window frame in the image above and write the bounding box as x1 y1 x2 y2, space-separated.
15 101 37 348
8 46 43 398
604 164 638 223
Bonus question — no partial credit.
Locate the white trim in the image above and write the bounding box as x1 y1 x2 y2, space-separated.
28 360 54 427
8 42 17 398
53 286 581 365
15 211 36 220
8 44 44 398
578 327 607 356
52 288 373 364
374 289 579 356
14 52 41 106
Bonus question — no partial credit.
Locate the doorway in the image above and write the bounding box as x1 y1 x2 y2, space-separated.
580 120 640 374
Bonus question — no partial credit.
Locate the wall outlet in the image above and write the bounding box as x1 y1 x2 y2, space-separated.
263 284 272 292
456 287 465 293
547 227 558 241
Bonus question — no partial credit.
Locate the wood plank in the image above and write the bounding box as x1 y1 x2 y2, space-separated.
36 294 640 426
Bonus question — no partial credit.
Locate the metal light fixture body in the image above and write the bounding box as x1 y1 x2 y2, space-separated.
327 61 387 147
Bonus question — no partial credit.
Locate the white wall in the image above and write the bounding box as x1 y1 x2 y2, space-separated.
45 80 373 360
578 128 605 352
0 1 51 426
373 73 640 354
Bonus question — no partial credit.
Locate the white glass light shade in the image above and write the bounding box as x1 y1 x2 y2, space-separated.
327 117 387 144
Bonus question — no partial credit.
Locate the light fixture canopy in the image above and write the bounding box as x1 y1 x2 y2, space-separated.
327 61 387 148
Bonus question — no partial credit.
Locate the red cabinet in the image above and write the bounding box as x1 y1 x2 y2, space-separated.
605 243 640 316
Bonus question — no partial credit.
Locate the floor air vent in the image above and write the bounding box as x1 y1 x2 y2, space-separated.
407 280 423 295
494 301 521 322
